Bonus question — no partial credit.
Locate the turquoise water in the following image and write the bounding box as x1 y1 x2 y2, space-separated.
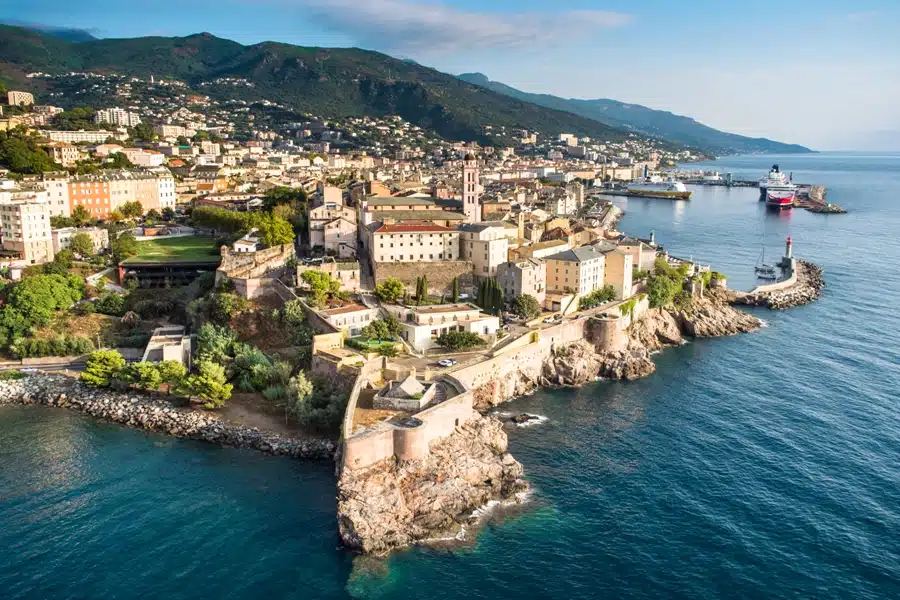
3 153 900 599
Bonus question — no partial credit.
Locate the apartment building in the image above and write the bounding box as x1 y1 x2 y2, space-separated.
384 303 500 352
309 185 356 253
122 148 165 167
42 173 72 218
0 199 54 264
458 222 511 279
51 226 110 254
39 130 117 144
7 91 34 106
545 246 606 295
45 142 82 167
95 108 142 128
367 221 460 271
497 258 547 305
318 304 378 337
68 170 176 219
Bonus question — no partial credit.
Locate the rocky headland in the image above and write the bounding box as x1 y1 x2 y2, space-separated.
733 260 825 310
0 374 335 459
337 412 527 554
501 293 763 393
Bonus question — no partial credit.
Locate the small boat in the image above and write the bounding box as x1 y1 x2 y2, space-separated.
755 248 777 279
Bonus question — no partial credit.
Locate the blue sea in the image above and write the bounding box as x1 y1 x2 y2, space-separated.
2 153 899 599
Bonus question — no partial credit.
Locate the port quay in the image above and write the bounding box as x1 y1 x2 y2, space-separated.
593 169 845 214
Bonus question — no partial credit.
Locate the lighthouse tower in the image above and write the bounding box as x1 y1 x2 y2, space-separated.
462 153 481 224
785 236 793 260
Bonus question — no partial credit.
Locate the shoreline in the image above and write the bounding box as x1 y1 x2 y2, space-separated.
0 375 335 460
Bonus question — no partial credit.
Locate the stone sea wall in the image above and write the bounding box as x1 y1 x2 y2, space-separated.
0 375 335 460
733 260 824 310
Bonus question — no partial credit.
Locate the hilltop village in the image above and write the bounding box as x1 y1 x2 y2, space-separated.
0 82 823 554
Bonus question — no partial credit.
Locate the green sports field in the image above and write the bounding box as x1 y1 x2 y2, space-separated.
122 235 221 264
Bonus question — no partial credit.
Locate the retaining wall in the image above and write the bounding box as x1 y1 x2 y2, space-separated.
747 259 798 294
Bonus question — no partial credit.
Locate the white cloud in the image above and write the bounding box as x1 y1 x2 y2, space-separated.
846 11 879 22
294 0 631 53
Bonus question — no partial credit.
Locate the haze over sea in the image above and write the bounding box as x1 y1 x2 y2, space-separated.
2 153 899 599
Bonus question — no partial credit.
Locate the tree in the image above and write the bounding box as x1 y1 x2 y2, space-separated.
256 213 295 247
107 210 125 224
435 331 485 351
119 361 163 391
80 350 126 387
157 360 187 394
107 152 134 170
111 232 139 262
6 273 84 327
300 270 340 307
0 129 61 174
180 360 233 409
51 215 75 229
197 323 238 366
161 207 176 222
210 292 247 325
451 277 459 303
69 232 95 257
71 205 93 227
120 201 144 220
284 372 314 421
129 123 156 142
374 278 404 303
145 208 162 222
512 294 542 320
579 285 617 310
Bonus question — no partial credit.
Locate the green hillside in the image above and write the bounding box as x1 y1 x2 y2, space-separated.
0 26 654 147
457 72 812 154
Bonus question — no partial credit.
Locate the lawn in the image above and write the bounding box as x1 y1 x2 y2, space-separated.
122 235 220 263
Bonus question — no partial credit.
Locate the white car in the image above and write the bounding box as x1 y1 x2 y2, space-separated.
437 358 457 368
543 316 559 324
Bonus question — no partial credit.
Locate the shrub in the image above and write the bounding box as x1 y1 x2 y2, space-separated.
579 285 617 310
0 370 26 380
210 292 247 326
435 331 485 351
511 294 542 320
374 278 404 303
179 360 232 409
80 350 126 387
377 345 398 358
94 293 126 317
10 335 94 358
72 301 96 316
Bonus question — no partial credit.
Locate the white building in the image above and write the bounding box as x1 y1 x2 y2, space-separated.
51 226 110 254
318 304 378 337
95 108 142 128
39 130 118 144
384 303 500 352
0 197 54 264
7 91 35 107
458 221 512 279
367 221 460 271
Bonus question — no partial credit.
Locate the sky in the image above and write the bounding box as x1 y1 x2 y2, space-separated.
4 0 900 150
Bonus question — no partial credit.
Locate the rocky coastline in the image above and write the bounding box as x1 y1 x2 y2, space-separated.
733 260 825 310
0 374 335 460
513 292 763 392
337 412 527 554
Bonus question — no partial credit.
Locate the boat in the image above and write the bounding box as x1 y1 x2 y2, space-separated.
766 189 795 210
759 164 796 207
755 247 777 279
627 177 692 200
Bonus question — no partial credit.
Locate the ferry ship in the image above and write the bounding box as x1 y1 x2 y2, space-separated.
759 164 795 199
627 177 692 200
766 189 795 209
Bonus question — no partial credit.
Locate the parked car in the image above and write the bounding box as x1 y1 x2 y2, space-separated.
543 316 559 324
437 358 458 368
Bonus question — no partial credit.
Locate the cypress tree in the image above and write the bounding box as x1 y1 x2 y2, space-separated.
422 275 428 300
451 277 459 303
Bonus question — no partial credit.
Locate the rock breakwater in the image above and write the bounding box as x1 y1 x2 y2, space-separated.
734 260 825 310
0 375 334 459
337 413 527 554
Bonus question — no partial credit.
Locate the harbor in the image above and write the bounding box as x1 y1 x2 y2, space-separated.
592 165 846 213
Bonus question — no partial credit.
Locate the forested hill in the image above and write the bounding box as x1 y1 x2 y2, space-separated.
457 72 812 155
0 26 659 147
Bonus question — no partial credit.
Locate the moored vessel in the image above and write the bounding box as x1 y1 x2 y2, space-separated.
627 177 692 200
766 189 795 210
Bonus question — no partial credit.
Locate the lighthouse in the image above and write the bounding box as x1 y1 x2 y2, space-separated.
785 236 793 260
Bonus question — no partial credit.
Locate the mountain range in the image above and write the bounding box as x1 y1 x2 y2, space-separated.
457 73 811 155
0 25 809 154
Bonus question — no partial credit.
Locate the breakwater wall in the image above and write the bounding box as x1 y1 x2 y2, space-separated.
0 375 335 459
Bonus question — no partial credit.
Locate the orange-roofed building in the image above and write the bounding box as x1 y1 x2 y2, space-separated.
366 219 460 269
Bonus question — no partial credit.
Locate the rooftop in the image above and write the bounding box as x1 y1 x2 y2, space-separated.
412 303 479 314
545 246 605 263
321 303 370 316
375 221 456 234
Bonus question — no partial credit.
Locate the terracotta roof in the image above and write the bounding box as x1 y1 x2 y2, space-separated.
375 221 455 233
322 303 370 316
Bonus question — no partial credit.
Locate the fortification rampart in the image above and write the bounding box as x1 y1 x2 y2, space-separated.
374 261 475 295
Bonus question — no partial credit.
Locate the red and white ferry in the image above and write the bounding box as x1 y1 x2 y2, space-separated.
766 189 795 209
760 164 796 209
